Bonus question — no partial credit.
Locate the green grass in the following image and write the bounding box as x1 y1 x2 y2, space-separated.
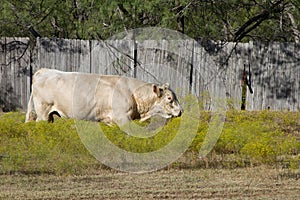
0 112 100 175
0 110 299 175
98 118 180 153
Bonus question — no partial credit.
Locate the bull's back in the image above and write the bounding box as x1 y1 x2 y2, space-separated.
31 69 151 121
33 69 78 101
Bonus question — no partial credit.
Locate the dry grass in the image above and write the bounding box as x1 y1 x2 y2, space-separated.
1 166 299 199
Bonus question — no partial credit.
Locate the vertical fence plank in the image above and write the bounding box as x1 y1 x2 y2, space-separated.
35 38 91 73
78 39 91 73
135 39 193 99
90 40 133 75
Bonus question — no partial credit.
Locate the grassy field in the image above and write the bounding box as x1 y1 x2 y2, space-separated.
0 111 299 199
1 166 299 199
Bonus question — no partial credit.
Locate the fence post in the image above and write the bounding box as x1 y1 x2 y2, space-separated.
0 38 7 111
241 64 247 110
189 40 194 93
241 63 253 110
133 40 137 78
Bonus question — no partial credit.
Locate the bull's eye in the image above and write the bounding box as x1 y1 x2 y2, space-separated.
167 96 173 103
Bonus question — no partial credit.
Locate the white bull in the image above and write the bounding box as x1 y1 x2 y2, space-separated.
25 68 183 125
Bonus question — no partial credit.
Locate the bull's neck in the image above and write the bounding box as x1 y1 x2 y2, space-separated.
134 94 157 116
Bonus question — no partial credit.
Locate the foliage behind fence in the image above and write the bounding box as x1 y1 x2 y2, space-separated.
1 37 299 112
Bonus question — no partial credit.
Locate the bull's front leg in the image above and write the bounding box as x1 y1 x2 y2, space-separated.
113 115 131 126
140 114 152 122
34 102 52 121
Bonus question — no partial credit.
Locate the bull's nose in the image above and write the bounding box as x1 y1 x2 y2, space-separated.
178 110 183 117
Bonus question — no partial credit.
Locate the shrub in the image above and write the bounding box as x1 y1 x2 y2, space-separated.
0 113 98 175
191 110 300 167
100 118 180 153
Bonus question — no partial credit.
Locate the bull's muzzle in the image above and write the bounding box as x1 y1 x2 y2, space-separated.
177 110 183 117
175 107 183 117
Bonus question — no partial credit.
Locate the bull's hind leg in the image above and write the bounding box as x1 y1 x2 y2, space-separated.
25 93 37 122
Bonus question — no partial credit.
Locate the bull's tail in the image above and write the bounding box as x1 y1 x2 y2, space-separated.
25 92 37 122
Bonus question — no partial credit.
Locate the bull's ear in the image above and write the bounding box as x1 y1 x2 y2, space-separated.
162 83 169 90
153 84 159 94
153 84 163 97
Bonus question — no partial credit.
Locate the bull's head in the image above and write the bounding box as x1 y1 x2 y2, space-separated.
150 83 183 119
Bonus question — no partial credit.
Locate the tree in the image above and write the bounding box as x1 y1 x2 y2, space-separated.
0 0 299 42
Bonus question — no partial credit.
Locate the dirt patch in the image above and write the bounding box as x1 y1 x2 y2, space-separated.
0 166 299 199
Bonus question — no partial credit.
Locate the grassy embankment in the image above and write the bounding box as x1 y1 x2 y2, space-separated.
0 110 299 175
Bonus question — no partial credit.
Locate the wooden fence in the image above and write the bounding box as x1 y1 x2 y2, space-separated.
1 37 299 112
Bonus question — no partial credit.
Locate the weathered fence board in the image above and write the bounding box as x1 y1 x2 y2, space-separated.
0 37 299 112
34 38 91 73
135 40 193 98
0 37 31 111
90 40 134 75
232 41 300 111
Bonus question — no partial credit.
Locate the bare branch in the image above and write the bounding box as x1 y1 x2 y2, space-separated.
287 11 300 42
234 0 285 42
